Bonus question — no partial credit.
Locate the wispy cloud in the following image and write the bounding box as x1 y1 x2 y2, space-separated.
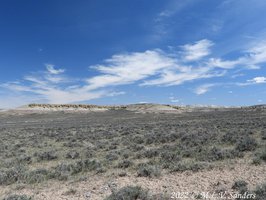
169 96 180 103
85 50 177 90
181 39 214 62
250 77 266 84
45 64 65 74
155 0 195 22
194 84 216 95
207 58 243 69
238 76 266 86
141 67 225 86
152 0 196 40
1 65 107 105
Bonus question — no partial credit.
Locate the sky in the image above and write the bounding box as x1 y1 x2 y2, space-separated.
0 0 266 108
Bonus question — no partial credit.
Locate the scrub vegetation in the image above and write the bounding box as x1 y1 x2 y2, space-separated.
0 105 265 199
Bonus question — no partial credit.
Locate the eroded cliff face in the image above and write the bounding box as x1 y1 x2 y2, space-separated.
24 103 180 113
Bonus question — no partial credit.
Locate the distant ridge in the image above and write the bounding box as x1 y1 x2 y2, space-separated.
27 103 126 109
248 104 266 108
4 103 264 114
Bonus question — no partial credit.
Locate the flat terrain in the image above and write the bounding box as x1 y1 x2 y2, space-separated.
0 105 265 199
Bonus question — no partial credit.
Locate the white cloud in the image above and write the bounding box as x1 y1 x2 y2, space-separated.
194 84 216 95
141 67 225 86
1 66 109 106
156 1 190 21
247 41 266 64
45 64 65 74
237 76 266 86
85 50 178 90
207 58 242 69
169 96 180 103
205 41 266 70
181 39 213 62
248 76 266 84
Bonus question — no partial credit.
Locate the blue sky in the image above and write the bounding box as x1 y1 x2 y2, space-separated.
1 0 266 108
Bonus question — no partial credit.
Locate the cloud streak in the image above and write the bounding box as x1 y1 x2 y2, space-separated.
194 84 216 95
45 64 65 74
181 39 214 62
237 76 266 86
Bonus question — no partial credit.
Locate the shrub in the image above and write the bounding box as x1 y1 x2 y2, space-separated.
222 132 240 144
206 147 226 161
159 151 180 163
51 159 102 180
132 135 144 144
143 149 159 158
137 164 161 178
63 188 77 195
232 180 248 194
104 186 149 200
253 183 266 200
22 168 49 184
130 144 144 152
117 160 133 169
35 151 57 161
145 134 156 145
106 152 119 161
3 194 33 200
260 150 266 161
18 155 32 164
170 161 208 172
0 165 26 185
252 157 262 165
235 136 257 152
65 151 79 159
